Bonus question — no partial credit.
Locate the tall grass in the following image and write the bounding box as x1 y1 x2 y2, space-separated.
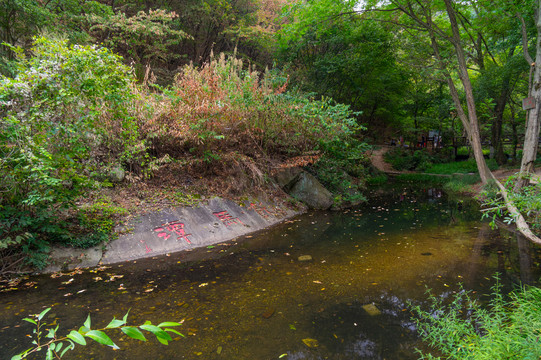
411 277 541 360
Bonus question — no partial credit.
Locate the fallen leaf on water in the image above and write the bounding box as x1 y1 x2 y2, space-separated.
199 283 208 287
302 338 319 348
313 280 322 284
61 278 74 285
64 293 72 297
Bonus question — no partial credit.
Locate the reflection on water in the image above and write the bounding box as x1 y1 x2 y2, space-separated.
1 186 540 359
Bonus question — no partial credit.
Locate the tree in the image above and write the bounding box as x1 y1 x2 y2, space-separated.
515 0 541 189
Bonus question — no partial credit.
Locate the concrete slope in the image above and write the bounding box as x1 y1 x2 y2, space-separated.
101 197 299 264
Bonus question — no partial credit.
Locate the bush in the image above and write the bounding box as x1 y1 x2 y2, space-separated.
384 148 449 171
0 37 141 267
310 139 370 207
144 53 362 158
411 278 541 360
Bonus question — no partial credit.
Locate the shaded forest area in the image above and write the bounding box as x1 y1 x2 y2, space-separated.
1 0 541 270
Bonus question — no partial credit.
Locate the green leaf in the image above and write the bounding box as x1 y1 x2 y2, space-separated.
165 328 185 337
121 327 147 342
67 330 87 345
60 341 74 357
156 336 169 345
139 324 172 341
11 355 23 360
157 322 182 328
83 314 91 330
122 309 130 323
84 330 118 349
22 318 37 325
38 308 51 321
78 326 90 334
46 347 53 360
105 318 125 329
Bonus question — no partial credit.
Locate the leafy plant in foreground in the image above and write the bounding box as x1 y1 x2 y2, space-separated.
411 276 541 359
13 308 184 359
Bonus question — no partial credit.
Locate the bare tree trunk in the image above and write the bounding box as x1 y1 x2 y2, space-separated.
515 3 541 190
443 0 492 183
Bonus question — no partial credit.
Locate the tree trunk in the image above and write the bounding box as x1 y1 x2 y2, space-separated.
515 2 541 190
443 0 492 183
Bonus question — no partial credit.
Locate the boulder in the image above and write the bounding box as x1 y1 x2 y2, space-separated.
273 166 303 190
288 172 334 210
109 166 125 183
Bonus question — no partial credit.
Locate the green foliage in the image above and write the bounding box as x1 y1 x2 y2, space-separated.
384 148 450 171
87 9 191 67
277 0 408 124
311 139 370 207
76 200 128 248
442 174 481 194
481 174 541 232
0 37 141 266
426 158 499 174
366 174 389 186
13 308 184 359
411 277 541 360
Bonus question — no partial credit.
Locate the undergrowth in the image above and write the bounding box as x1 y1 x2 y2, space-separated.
411 276 541 359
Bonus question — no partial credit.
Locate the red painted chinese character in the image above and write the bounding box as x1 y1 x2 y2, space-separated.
213 211 244 226
154 221 192 244
249 203 272 218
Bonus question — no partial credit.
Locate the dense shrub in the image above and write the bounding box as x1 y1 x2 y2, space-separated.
310 139 370 207
0 37 139 267
144 53 361 158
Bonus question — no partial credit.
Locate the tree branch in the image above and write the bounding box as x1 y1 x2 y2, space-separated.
517 12 534 65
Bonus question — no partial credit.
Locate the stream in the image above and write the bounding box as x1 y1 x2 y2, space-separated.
1 184 540 359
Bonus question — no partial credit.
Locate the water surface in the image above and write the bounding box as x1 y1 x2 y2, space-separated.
1 185 540 359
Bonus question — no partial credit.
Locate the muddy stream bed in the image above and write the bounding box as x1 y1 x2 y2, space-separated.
1 184 540 359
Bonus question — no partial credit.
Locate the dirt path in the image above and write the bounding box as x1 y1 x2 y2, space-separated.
370 146 395 173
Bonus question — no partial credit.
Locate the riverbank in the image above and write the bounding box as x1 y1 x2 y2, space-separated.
46 196 303 273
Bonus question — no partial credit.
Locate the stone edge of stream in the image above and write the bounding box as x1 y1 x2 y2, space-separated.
44 197 303 273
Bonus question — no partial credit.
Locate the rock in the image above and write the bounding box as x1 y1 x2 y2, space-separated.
298 255 313 262
362 303 381 316
273 166 303 190
109 166 125 183
288 172 333 210
302 338 319 348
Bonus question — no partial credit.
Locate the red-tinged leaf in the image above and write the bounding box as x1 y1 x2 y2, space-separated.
67 330 86 345
121 327 147 342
